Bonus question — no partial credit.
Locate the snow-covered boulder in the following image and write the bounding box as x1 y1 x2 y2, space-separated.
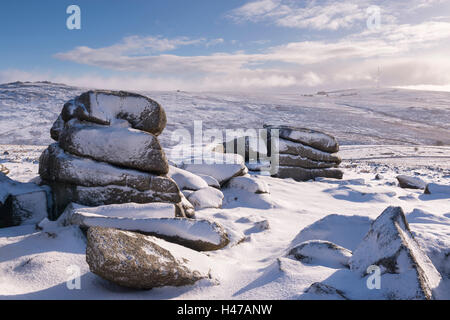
226 176 269 194
58 120 169 174
180 153 248 186
60 203 228 251
278 154 338 169
396 175 427 190
197 174 220 189
46 181 182 220
40 144 178 192
50 115 64 141
349 206 443 300
187 187 224 210
288 240 352 269
86 227 210 289
265 124 339 153
0 173 49 228
273 166 343 181
61 90 167 136
424 183 450 196
167 166 208 191
274 138 341 163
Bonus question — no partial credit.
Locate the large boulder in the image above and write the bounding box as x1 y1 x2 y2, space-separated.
58 120 169 174
86 227 211 289
61 90 167 136
226 176 269 194
265 124 339 153
273 166 343 181
0 173 49 228
271 137 341 163
40 144 176 192
349 206 443 300
424 183 450 196
64 205 229 251
45 181 182 220
396 175 427 190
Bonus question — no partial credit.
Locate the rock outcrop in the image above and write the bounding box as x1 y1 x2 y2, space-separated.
41 91 187 219
349 206 443 300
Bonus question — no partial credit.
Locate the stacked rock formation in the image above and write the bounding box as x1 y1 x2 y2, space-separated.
40 90 192 219
265 125 343 181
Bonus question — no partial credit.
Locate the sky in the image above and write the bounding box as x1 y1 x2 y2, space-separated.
1 0 450 92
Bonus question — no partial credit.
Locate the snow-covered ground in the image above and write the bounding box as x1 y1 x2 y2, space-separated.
0 82 449 299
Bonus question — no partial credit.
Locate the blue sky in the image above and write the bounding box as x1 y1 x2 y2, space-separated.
1 0 450 92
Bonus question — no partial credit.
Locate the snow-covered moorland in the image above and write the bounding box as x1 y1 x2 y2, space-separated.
0 82 449 300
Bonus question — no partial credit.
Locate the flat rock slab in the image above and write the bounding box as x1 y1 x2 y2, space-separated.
265 124 339 153
40 144 177 192
86 227 210 290
288 240 352 268
167 166 208 191
58 120 168 174
349 206 443 300
396 175 427 190
272 138 341 163
273 166 343 181
278 153 338 169
66 206 229 251
45 181 182 220
61 90 167 136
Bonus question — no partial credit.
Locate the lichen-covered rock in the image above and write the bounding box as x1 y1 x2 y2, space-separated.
396 175 426 190
187 187 224 210
271 137 341 163
349 206 443 300
278 154 338 169
273 166 343 181
265 124 339 153
58 120 169 174
40 144 177 192
45 181 182 220
226 176 269 194
61 90 167 136
50 115 65 141
288 240 352 268
86 227 210 289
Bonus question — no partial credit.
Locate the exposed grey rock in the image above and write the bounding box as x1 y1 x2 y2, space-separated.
271 137 341 163
349 206 443 300
44 181 182 220
61 90 167 136
50 115 64 141
265 124 339 153
0 173 49 228
278 154 338 169
219 135 267 163
304 283 348 300
288 240 352 268
273 166 343 181
40 144 177 192
58 120 169 174
86 227 210 289
396 175 427 190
